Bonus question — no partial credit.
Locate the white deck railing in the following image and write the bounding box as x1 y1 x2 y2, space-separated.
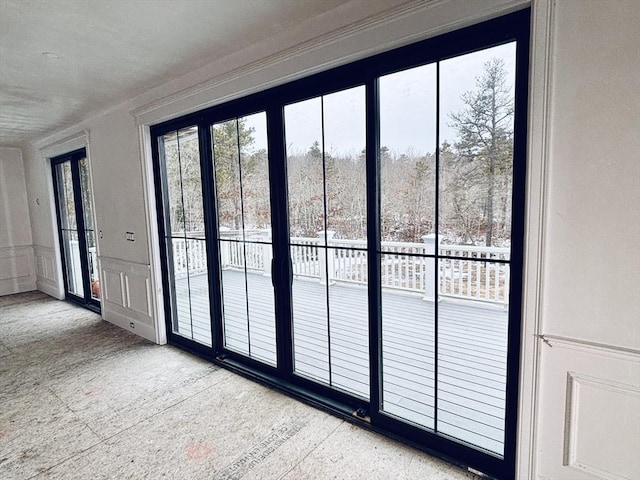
172 230 510 304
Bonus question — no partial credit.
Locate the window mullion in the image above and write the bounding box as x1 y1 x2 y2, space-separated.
366 77 382 416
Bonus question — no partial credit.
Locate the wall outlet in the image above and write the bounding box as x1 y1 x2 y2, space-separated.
129 322 135 329
125 231 135 241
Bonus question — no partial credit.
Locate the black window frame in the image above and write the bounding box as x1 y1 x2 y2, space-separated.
150 9 530 479
51 147 101 313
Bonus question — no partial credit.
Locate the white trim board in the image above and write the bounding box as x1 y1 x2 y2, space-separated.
37 130 90 160
517 0 555 478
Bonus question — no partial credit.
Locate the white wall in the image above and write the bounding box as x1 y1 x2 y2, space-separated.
21 141 62 298
543 0 640 350
0 147 35 295
533 1 640 479
15 0 640 478
87 110 156 341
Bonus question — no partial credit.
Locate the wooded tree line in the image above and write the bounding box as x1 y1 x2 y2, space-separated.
164 58 514 247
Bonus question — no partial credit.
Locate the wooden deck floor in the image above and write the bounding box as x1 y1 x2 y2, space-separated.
174 269 508 455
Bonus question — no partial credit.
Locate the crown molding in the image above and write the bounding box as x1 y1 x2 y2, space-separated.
37 130 90 160
132 0 528 126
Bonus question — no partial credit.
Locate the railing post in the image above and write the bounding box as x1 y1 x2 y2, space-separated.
317 230 335 285
70 239 83 286
219 227 230 269
422 234 436 301
260 228 272 276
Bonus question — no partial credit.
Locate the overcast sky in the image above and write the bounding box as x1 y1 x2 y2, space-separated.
243 42 516 157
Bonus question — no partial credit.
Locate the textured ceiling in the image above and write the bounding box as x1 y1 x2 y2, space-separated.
0 0 352 147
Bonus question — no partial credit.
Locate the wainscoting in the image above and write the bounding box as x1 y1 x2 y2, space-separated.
100 256 158 343
33 244 60 298
536 336 640 480
0 245 36 296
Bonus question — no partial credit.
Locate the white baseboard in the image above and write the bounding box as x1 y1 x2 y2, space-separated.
101 302 157 343
36 276 61 299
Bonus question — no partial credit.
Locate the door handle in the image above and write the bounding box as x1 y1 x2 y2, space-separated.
270 257 293 287
289 257 293 286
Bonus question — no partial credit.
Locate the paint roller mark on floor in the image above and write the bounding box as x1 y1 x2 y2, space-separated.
186 442 213 460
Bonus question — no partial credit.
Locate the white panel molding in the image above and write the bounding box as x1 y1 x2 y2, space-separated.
518 1 555 478
536 336 640 480
32 244 61 298
131 0 528 126
99 256 156 343
102 269 124 307
123 273 152 316
0 246 36 295
565 373 640 480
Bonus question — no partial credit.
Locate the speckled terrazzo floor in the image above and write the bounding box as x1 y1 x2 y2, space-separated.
0 291 477 480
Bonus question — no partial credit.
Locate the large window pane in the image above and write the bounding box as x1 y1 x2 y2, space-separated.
285 89 369 399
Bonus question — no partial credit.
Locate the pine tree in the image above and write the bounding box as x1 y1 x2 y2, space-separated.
449 58 514 246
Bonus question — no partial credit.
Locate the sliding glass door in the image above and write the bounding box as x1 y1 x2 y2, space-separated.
151 10 529 479
52 148 100 311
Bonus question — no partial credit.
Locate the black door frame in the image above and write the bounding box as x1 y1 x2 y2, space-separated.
150 9 530 479
51 147 101 313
